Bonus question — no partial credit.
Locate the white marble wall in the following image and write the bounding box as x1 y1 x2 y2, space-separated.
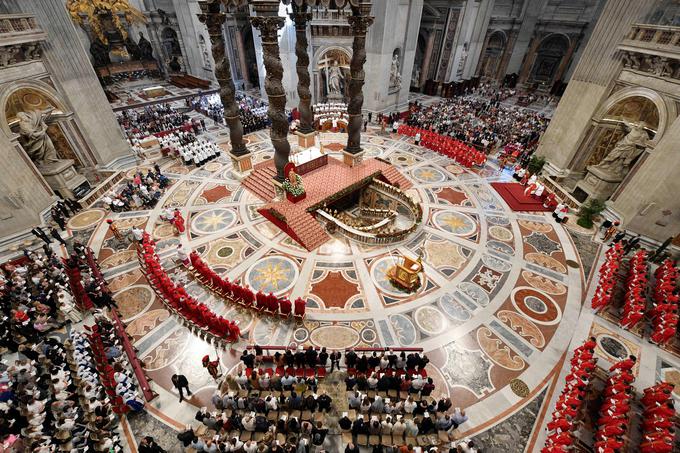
363 0 424 112
3 0 130 167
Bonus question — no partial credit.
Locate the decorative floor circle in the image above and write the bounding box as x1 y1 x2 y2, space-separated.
412 166 446 183
433 210 477 236
245 256 298 295
510 379 530 397
191 208 237 235
68 209 106 230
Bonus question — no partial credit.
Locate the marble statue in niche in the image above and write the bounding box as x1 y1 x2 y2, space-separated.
138 32 154 60
591 121 650 179
390 52 402 89
327 62 344 95
16 108 65 167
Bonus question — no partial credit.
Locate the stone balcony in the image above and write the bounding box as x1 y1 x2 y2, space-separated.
0 14 46 67
618 23 680 79
0 14 47 47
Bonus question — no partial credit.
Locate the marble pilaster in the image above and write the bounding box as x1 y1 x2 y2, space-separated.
536 0 656 175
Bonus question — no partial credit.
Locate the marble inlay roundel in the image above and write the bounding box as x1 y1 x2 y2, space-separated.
414 306 447 335
191 208 237 235
511 287 562 325
67 209 106 230
309 325 359 349
245 256 298 295
433 210 476 236
489 225 513 242
412 166 446 183
113 285 155 320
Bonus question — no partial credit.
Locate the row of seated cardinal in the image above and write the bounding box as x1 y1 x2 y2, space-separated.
640 382 676 452
140 233 241 342
189 251 306 319
650 259 679 345
397 125 487 168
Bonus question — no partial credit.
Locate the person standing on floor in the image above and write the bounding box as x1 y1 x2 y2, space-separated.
172 374 192 402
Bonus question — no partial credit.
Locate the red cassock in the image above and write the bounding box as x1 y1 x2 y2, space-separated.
280 298 292 315
294 297 306 317
173 210 185 233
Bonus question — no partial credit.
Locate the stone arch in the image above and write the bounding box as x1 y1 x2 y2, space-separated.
313 46 352 102
569 87 673 173
529 33 570 84
592 86 673 144
479 30 507 79
0 80 69 139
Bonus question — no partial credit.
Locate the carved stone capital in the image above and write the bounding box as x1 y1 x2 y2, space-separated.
197 1 226 33
250 16 285 41
347 15 374 35
290 11 313 28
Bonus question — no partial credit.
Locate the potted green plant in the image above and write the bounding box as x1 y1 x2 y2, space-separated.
527 155 546 175
577 198 606 229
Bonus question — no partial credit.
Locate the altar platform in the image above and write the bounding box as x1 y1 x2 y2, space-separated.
242 156 411 250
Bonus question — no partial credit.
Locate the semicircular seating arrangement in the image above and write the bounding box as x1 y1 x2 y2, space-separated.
397 125 487 168
137 233 241 344
188 251 306 321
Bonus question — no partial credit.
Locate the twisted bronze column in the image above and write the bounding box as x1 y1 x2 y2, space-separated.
198 1 248 157
345 11 374 154
290 4 314 134
250 16 290 182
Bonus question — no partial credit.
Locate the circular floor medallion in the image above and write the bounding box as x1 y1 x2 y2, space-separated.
245 256 298 295
511 287 561 325
412 166 446 183
190 208 237 235
489 225 513 242
309 325 359 349
566 259 580 269
414 306 447 335
68 209 106 230
433 210 477 236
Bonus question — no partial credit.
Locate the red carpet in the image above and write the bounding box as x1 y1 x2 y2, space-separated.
491 182 553 212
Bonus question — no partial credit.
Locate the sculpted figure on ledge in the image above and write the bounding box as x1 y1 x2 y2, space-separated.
591 121 651 179
17 108 64 167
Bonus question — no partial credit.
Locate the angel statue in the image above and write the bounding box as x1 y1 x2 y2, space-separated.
16 108 63 167
327 62 344 95
591 121 651 179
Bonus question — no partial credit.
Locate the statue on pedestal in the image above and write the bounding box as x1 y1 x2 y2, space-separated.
590 121 650 180
327 62 344 96
138 32 154 61
390 53 402 89
16 108 64 167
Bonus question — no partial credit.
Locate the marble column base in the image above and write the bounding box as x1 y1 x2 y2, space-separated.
272 179 285 201
39 160 88 199
573 166 623 202
229 152 253 180
342 150 365 167
296 130 317 149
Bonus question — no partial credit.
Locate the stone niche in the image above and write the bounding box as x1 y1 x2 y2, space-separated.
3 85 90 198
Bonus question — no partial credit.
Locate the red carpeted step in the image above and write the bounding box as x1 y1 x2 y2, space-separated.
490 182 553 212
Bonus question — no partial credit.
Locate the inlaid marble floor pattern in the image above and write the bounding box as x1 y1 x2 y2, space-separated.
66 126 680 452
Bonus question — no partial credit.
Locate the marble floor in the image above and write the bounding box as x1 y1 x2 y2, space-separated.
61 119 680 452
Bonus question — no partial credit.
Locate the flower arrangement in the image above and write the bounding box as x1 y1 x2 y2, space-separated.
282 172 305 197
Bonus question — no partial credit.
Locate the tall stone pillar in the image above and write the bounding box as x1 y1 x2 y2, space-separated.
343 8 374 167
419 31 435 87
250 14 289 182
536 0 656 179
290 3 315 148
198 1 252 175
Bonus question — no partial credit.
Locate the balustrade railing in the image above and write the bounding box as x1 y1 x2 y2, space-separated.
623 23 680 50
0 14 46 49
